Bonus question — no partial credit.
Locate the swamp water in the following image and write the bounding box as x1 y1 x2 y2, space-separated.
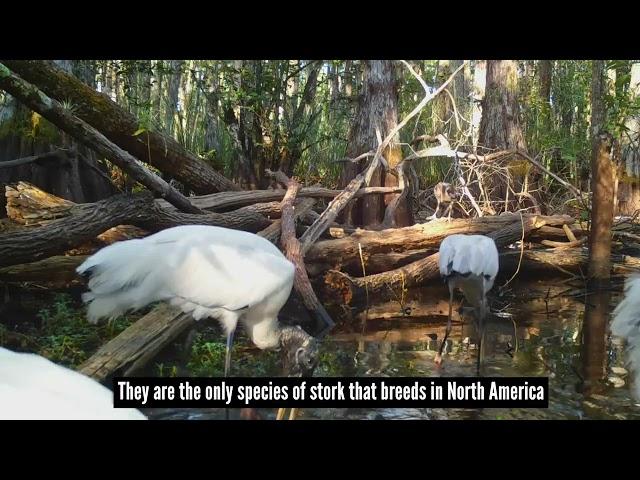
143 278 640 420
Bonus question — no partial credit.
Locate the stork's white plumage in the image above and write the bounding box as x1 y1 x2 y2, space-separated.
611 275 640 399
0 347 146 420
437 234 500 373
76 225 319 382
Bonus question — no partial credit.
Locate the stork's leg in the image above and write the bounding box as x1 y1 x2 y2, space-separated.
435 282 455 367
446 203 453 222
476 316 486 376
224 328 235 378
224 328 235 420
429 201 441 221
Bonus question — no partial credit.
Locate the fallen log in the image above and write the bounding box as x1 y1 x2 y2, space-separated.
258 198 316 244
157 185 403 212
499 248 640 277
307 213 574 266
0 63 200 214
540 237 588 249
323 215 564 296
0 255 88 287
529 224 587 242
300 174 364 254
78 304 195 382
307 249 433 277
1 60 238 194
0 193 269 269
6 181 358 228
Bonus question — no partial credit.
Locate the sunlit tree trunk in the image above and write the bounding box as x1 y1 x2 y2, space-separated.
344 60 353 98
588 61 613 286
478 60 531 211
479 60 526 151
471 60 486 152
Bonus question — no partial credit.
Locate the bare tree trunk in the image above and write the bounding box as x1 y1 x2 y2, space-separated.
479 60 526 151
340 60 408 227
165 60 182 137
538 60 552 104
588 61 609 248
617 63 640 216
344 60 353 98
478 60 530 211
471 60 486 152
588 132 614 286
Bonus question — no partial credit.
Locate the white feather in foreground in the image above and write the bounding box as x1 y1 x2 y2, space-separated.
0 347 146 420
610 275 640 400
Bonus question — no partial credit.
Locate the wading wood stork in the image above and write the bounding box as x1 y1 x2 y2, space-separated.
76 225 320 420
611 275 640 400
0 347 146 420
436 234 500 374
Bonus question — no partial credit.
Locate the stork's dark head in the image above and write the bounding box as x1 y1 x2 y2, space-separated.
279 326 320 377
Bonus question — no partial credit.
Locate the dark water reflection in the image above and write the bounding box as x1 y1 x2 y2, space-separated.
145 278 640 420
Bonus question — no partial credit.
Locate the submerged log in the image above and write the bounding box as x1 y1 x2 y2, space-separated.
78 304 195 381
1 60 239 194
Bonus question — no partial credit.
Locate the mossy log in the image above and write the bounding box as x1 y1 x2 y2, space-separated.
78 304 194 381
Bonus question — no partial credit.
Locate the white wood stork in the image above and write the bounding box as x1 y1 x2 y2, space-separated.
76 225 320 418
436 234 499 374
0 347 146 420
611 275 640 400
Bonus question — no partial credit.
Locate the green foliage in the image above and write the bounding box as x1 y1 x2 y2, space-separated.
33 294 134 368
4 58 639 205
184 331 280 377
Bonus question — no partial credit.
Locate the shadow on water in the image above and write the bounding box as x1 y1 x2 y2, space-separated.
144 277 640 420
